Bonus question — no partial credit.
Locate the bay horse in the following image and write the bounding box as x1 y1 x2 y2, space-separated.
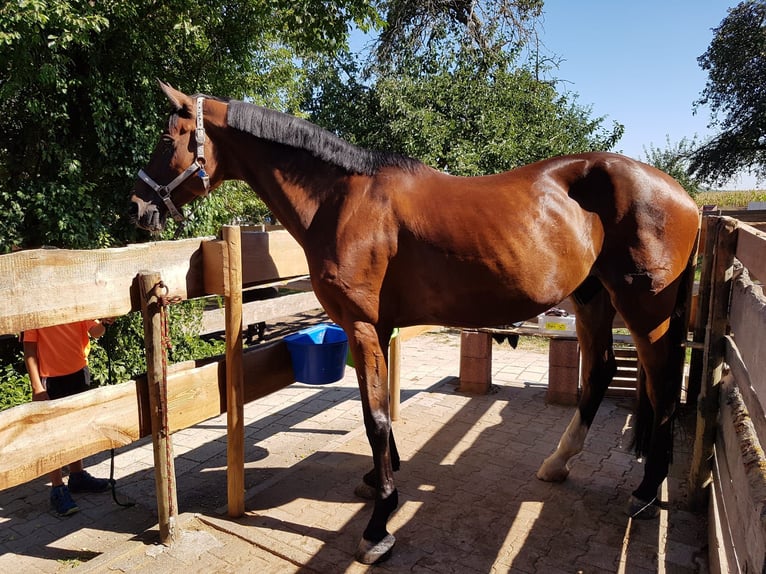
130 82 700 564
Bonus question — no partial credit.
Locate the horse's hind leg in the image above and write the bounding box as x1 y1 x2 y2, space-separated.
624 300 687 515
537 277 617 482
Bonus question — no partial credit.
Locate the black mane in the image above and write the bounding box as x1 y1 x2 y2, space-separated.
226 100 421 176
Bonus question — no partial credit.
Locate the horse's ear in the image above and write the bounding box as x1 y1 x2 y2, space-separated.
157 80 188 112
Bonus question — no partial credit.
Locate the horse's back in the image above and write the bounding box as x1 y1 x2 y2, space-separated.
340 152 699 328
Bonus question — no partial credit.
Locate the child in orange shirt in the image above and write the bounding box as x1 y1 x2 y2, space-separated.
23 319 114 516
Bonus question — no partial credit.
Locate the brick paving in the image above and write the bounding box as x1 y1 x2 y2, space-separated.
0 328 708 573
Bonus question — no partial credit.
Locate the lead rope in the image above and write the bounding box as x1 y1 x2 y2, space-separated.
629 495 658 519
105 323 135 508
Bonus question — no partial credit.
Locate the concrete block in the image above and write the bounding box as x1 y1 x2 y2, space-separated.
548 338 579 368
460 330 493 358
459 332 492 394
546 364 579 406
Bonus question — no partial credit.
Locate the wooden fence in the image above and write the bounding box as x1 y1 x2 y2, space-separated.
0 227 428 542
689 214 766 573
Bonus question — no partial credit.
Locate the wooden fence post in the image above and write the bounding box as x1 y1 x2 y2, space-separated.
688 216 716 403
223 226 245 517
688 217 738 509
139 271 178 544
389 333 401 421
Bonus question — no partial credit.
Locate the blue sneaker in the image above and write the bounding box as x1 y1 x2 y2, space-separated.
68 470 110 494
51 485 79 517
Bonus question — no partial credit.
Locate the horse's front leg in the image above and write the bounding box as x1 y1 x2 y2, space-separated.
349 321 398 564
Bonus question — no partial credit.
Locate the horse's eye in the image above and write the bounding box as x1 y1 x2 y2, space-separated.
160 135 175 153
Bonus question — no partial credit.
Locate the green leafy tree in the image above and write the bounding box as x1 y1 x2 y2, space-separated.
304 9 622 176
690 0 766 185
375 0 544 68
0 0 381 252
0 0 381 408
643 136 705 197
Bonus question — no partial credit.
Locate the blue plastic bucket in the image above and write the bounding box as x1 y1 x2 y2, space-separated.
284 323 349 385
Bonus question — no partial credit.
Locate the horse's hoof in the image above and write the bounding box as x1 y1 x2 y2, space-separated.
536 458 569 482
355 534 395 564
354 482 377 500
626 495 660 519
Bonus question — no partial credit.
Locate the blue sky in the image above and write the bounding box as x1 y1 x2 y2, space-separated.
537 1 755 189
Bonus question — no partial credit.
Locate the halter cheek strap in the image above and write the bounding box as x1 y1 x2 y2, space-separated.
137 96 211 223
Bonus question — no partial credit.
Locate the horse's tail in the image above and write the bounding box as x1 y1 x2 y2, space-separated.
632 243 697 459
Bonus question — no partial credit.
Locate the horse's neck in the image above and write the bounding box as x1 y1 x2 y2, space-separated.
224 134 337 244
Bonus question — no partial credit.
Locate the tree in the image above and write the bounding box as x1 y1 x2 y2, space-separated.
643 136 705 197
375 0 544 68
690 0 766 185
0 0 381 252
303 5 622 176
0 0 382 404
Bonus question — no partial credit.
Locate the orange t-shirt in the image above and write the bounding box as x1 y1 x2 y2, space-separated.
23 320 98 378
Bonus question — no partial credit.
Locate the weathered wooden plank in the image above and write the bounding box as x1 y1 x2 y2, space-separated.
202 230 309 295
240 230 309 287
200 291 321 334
0 383 144 490
710 441 746 574
688 216 718 402
140 271 178 542
729 268 766 407
165 341 295 431
690 216 738 508
718 375 766 573
202 239 228 296
725 336 766 446
736 222 766 283
0 238 211 335
720 209 766 224
0 341 294 491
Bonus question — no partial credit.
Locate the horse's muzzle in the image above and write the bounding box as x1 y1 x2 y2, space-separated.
129 194 165 232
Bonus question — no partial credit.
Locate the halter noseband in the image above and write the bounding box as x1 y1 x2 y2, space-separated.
137 96 211 223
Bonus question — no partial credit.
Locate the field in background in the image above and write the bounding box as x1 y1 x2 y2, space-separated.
696 189 766 209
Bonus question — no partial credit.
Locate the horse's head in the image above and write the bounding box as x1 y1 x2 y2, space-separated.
129 81 222 233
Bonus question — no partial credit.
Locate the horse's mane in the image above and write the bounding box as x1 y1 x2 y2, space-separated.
226 99 421 176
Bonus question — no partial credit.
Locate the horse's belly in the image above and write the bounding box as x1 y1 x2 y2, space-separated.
389 266 576 329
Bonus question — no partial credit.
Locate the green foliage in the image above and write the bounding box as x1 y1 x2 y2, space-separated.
88 299 226 386
642 136 705 197
691 0 766 185
0 0 380 252
0 354 31 410
87 314 148 387
375 0 543 68
159 181 274 240
305 46 623 175
165 299 227 364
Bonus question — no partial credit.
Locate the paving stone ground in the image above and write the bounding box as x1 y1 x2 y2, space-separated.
0 327 708 573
